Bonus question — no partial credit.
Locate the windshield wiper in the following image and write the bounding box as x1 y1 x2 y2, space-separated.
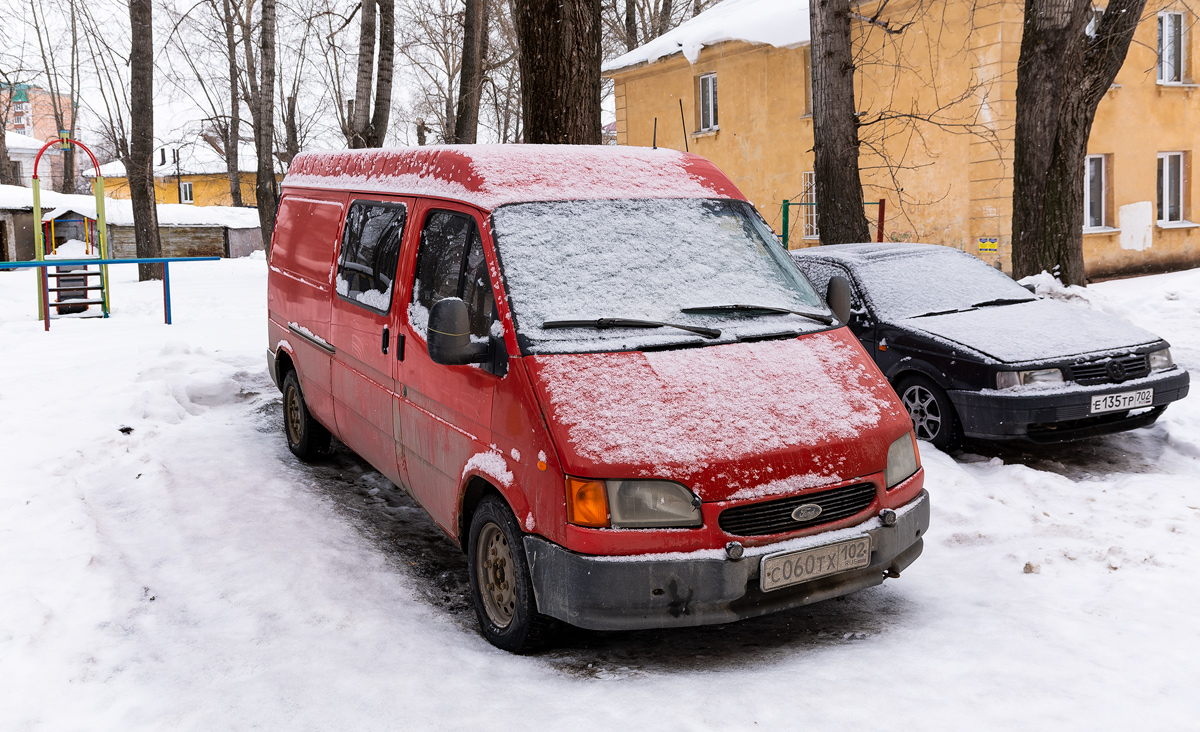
971 297 1036 308
542 318 722 339
909 308 969 318
680 303 835 326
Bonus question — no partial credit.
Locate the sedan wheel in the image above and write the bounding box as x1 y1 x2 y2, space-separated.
897 375 961 451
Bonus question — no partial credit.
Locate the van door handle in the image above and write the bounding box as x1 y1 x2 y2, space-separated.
396 333 405 361
381 326 389 355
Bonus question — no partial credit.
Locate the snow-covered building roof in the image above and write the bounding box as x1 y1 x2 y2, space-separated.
6 131 46 152
83 140 262 178
603 0 810 72
284 144 745 209
0 184 259 229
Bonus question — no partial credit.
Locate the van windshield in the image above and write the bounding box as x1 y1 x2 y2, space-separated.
491 198 829 353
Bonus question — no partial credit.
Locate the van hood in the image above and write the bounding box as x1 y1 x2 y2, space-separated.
898 298 1161 364
525 328 911 502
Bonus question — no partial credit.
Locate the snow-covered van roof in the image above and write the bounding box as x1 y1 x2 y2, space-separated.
603 0 810 72
282 145 745 209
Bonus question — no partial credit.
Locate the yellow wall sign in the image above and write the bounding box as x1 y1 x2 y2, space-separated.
978 237 999 253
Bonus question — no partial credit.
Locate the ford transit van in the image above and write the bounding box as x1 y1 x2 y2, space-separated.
267 145 929 652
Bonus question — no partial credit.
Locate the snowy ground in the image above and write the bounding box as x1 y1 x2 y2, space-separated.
1 257 1197 730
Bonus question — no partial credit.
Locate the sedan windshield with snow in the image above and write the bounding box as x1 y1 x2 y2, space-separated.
853 247 1035 319
491 198 828 352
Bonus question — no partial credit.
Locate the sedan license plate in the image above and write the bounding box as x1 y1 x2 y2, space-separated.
760 537 872 592
1090 388 1153 414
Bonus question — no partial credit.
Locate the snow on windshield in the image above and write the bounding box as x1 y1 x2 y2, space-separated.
853 248 1034 320
491 198 827 353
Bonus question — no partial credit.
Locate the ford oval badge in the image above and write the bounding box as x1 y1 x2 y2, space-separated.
791 503 823 522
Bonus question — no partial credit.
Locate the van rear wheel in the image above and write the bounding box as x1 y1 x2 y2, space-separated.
897 374 962 451
282 370 331 460
467 494 560 653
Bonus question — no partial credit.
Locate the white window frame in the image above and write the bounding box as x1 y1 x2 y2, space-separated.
802 170 819 239
180 180 194 204
1158 12 1185 84
1084 154 1107 230
1158 151 1185 223
699 73 718 132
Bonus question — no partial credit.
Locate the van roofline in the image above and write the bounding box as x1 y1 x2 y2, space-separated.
281 144 746 210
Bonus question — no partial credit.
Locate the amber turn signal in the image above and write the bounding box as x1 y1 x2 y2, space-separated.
565 476 609 528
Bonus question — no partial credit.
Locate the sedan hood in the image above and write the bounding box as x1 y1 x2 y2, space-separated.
525 328 912 502
899 298 1160 363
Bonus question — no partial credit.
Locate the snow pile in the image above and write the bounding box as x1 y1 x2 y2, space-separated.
531 334 896 476
284 145 741 210
492 198 826 352
604 0 810 71
6 130 44 151
44 239 97 260
1019 270 1104 308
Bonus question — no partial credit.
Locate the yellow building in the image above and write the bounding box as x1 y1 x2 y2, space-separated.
604 0 1200 279
84 141 275 207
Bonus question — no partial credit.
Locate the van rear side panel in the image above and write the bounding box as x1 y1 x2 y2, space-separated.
269 191 348 433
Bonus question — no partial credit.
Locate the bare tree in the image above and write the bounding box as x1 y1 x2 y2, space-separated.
513 0 602 144
128 0 162 280
1010 0 1146 285
345 0 395 147
255 0 279 247
453 0 488 143
29 0 82 193
0 46 36 186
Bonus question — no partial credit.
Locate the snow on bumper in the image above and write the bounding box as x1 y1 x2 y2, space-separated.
523 490 929 631
949 368 1189 442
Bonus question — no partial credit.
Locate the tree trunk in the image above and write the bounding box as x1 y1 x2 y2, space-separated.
513 0 601 144
1010 0 1145 285
349 0 377 148
656 0 673 37
0 133 12 186
128 0 162 281
624 0 637 51
454 0 488 143
284 95 300 163
255 0 278 250
221 0 243 206
809 0 869 244
368 0 395 147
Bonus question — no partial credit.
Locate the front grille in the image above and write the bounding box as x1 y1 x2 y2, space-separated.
718 482 877 537
1069 354 1150 385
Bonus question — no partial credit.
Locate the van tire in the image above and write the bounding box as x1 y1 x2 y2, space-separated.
467 494 560 653
282 370 331 460
896 374 961 451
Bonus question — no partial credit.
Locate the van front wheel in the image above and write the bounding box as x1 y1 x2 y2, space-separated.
467 495 559 653
282 370 331 460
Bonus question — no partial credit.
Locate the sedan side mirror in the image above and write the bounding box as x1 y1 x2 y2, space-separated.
428 297 489 365
826 275 852 325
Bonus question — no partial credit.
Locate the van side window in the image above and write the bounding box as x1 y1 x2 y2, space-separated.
411 210 496 340
336 201 407 313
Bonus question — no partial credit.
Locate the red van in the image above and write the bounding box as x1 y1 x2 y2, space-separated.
267 145 929 652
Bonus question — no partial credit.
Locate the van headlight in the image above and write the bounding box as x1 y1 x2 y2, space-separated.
608 480 702 528
996 368 1063 389
1149 348 1174 371
565 477 702 528
885 433 920 488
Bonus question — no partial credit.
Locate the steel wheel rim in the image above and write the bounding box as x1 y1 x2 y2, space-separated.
902 384 942 441
285 385 303 445
476 522 516 628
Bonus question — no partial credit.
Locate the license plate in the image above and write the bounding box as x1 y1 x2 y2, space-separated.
1090 388 1153 414
760 536 872 592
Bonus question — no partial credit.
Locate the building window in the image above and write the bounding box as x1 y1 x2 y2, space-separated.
10 162 21 182
1157 151 1186 222
1084 154 1107 229
1158 12 1185 84
802 170 819 239
179 181 194 204
699 73 718 132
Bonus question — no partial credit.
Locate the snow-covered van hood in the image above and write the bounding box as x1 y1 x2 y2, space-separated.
899 298 1162 364
525 328 912 502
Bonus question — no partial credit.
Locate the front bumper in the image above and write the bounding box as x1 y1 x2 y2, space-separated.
523 490 929 631
949 369 1189 443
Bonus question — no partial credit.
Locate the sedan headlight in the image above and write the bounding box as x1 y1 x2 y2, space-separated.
996 368 1064 389
885 432 920 488
1149 348 1174 371
565 477 702 528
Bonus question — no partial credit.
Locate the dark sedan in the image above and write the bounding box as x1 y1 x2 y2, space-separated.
790 243 1190 449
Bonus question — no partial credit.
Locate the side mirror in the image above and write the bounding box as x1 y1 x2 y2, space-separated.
1022 282 1037 294
428 297 489 366
826 275 852 325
